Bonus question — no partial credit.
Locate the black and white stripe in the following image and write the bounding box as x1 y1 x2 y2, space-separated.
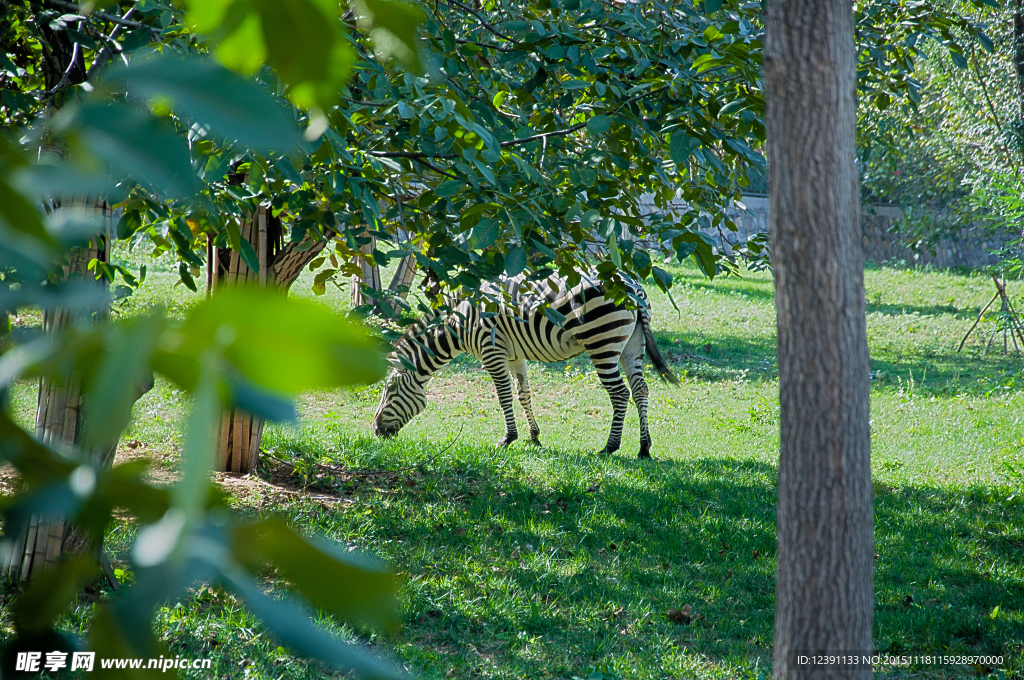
372 271 679 458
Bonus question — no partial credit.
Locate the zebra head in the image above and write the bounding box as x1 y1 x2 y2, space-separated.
372 363 427 438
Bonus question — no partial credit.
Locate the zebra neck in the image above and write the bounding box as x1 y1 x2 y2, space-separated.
403 322 466 379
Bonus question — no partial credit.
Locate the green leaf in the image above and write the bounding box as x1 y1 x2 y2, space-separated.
473 159 497 185
434 180 464 197
704 0 722 14
175 361 220 520
587 115 612 135
222 565 404 680
459 202 500 226
226 375 297 421
13 555 101 633
160 287 388 394
81 314 165 449
651 266 674 290
215 11 267 74
542 305 566 328
669 131 693 167
0 175 57 251
608 239 622 268
238 237 261 273
64 103 200 197
254 0 357 109
471 218 499 249
104 54 301 153
676 241 697 261
361 0 425 72
561 79 591 90
119 26 153 53
273 156 304 185
977 31 994 54
232 517 398 630
632 248 651 275
505 246 527 276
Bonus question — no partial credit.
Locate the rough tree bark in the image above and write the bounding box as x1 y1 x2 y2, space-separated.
208 205 329 474
764 1 874 678
3 216 124 580
209 211 417 473
350 226 383 311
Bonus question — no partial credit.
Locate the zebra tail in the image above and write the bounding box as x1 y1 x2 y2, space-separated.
642 315 681 386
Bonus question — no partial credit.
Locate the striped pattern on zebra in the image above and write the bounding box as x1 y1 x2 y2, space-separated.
372 271 679 458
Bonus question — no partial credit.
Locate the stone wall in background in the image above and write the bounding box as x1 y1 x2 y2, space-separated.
640 194 1014 269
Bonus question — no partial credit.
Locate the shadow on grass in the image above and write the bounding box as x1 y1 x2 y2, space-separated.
867 302 974 319
441 328 1023 398
230 435 1024 679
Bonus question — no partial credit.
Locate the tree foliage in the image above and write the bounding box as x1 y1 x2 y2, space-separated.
856 0 1008 249
0 1 415 676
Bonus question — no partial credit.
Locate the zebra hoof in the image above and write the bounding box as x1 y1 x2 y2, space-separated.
496 436 517 448
637 450 652 460
529 436 542 446
599 444 620 455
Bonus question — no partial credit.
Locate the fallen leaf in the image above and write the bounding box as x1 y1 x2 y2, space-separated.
127 440 141 449
511 549 520 560
661 562 670 571
718 549 726 557
752 549 760 559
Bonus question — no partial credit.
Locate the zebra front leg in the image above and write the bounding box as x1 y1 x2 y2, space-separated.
509 358 541 445
482 350 519 447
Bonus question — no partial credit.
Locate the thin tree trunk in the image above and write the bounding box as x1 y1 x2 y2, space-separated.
764 1 873 678
350 226 383 311
1015 0 1024 118
387 255 417 315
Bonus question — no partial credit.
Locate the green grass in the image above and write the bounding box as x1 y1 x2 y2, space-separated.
4 259 1024 679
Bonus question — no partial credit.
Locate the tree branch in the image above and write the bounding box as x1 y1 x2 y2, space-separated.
443 0 515 42
44 0 160 33
412 156 461 180
456 38 514 54
366 85 671 160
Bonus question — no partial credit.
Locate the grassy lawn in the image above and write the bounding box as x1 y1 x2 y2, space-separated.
4 255 1024 679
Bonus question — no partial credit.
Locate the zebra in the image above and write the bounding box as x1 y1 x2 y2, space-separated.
371 271 679 459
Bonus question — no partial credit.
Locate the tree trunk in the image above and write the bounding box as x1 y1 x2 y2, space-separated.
1015 0 1024 118
208 206 328 474
387 255 417 315
4 220 118 580
350 226 383 312
764 1 873 678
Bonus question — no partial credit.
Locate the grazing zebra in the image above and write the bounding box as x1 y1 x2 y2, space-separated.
372 271 679 458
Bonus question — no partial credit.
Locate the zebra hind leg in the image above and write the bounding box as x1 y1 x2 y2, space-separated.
621 321 653 459
483 351 519 447
588 356 630 454
509 358 541 445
